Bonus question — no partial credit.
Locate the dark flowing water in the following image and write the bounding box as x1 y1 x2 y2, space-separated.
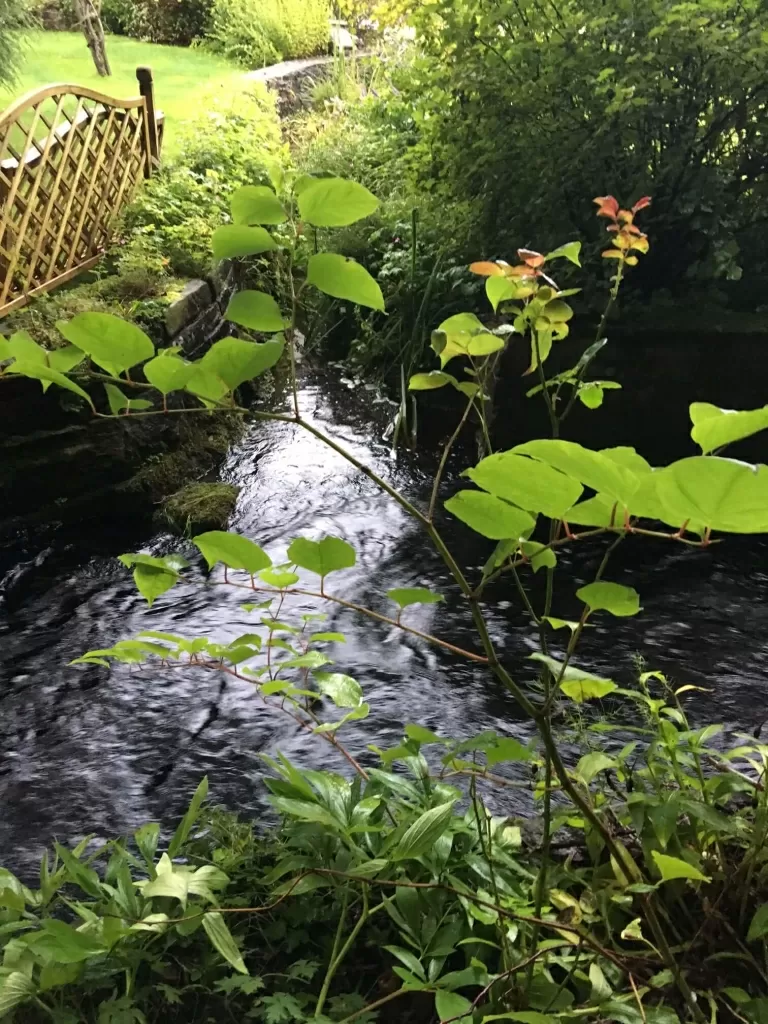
2 366 767 874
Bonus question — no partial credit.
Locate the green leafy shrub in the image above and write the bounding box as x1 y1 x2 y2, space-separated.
206 0 330 67
117 82 284 278
101 0 213 45
0 0 32 84
384 0 768 295
296 96 481 368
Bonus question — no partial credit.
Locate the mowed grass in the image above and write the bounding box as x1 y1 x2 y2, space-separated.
0 31 246 156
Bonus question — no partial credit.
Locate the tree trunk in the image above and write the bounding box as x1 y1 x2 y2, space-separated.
72 0 111 77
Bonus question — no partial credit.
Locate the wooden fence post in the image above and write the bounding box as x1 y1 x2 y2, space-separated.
136 66 158 175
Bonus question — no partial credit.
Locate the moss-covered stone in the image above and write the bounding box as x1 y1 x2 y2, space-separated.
158 482 240 535
125 413 244 502
0 269 183 349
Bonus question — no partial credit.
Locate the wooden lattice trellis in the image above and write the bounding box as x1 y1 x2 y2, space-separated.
0 67 163 318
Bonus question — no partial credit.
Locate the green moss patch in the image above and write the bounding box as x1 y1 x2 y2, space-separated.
159 482 241 535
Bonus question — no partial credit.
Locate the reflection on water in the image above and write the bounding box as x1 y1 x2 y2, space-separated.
1 370 767 873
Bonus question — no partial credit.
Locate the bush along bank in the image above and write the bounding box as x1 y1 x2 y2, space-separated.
4 177 768 1023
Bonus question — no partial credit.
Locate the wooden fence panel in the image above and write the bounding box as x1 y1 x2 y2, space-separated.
0 67 162 318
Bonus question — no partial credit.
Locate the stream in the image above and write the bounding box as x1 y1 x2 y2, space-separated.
1 366 767 875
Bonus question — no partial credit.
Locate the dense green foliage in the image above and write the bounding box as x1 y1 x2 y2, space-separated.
5 173 768 1024
206 0 330 67
290 0 768 364
118 81 284 278
100 0 213 46
0 0 31 84
388 0 768 292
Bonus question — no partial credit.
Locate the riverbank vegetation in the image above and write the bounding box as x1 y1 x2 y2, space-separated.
4 168 768 1023
4 2 768 1021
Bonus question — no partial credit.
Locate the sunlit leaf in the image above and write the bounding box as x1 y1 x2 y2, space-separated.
58 312 154 376
194 531 271 574
119 553 185 607
143 354 192 395
651 851 710 884
385 945 426 981
436 990 473 1023
314 672 363 708
226 291 287 332
200 336 284 390
577 581 641 617
513 439 640 504
47 343 86 375
2 329 45 364
576 752 615 784
525 327 552 375
542 299 573 323
486 276 519 311
212 224 277 260
409 371 456 391
656 456 768 533
203 912 248 974
690 402 768 454
578 383 604 409
546 241 582 266
259 568 299 588
445 490 535 540
485 737 532 764
468 332 505 356
298 177 379 227
465 452 583 518
168 776 209 857
388 587 443 609
29 919 106 963
288 536 356 577
307 253 384 311
531 653 616 702
230 184 286 225
520 541 556 572
184 366 229 405
563 495 620 527
405 724 445 744
392 801 456 860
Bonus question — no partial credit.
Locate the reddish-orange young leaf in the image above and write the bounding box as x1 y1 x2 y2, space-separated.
606 224 619 233
617 209 635 224
506 264 537 278
625 223 642 236
469 260 504 277
601 249 624 259
593 195 619 218
518 248 545 268
632 196 652 213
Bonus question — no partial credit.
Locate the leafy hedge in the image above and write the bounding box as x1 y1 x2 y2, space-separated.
101 0 213 46
206 0 330 67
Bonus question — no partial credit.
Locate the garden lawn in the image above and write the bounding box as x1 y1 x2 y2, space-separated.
0 31 245 157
